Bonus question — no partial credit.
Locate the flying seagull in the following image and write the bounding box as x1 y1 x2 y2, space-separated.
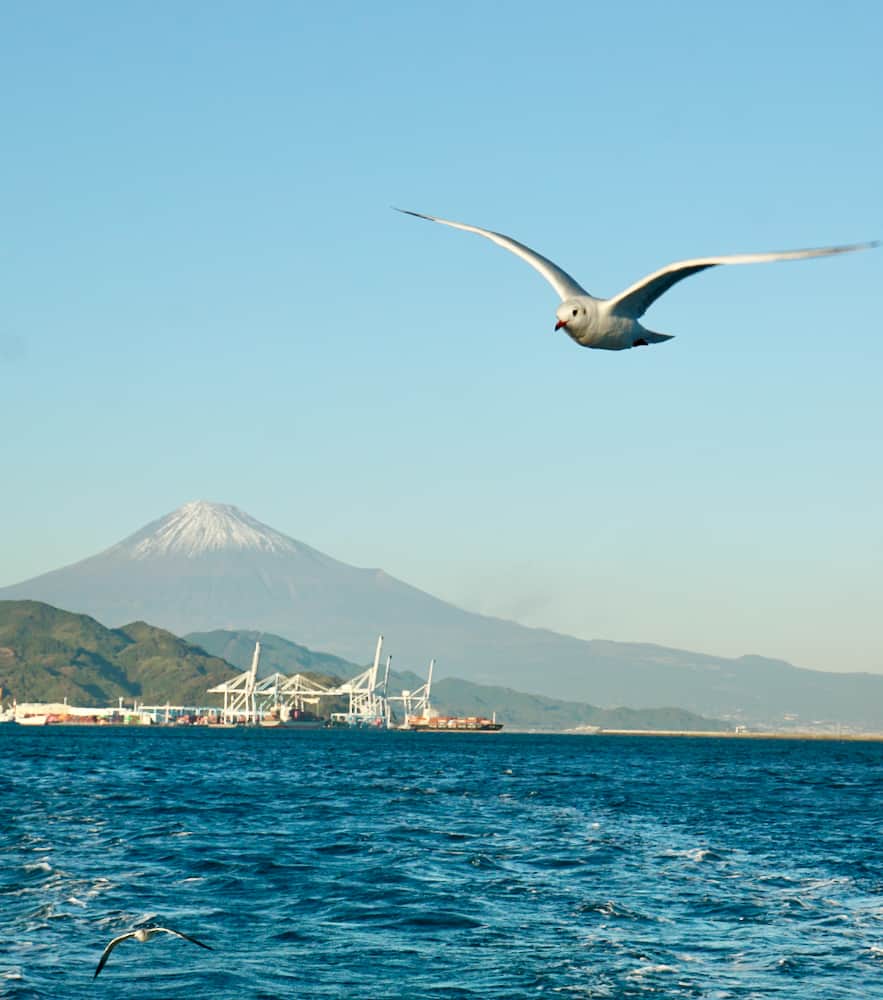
94 923 212 978
396 209 877 352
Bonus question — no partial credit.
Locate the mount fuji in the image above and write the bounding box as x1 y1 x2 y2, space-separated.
3 500 882 727
0 501 463 668
0 500 507 673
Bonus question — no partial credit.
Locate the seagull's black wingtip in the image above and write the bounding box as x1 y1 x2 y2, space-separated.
392 207 434 222
172 929 213 950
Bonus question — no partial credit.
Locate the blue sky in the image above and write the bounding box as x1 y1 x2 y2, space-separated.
1 1 880 674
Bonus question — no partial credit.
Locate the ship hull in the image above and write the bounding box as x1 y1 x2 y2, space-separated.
406 716 503 733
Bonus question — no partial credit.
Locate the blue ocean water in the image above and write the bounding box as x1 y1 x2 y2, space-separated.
1 728 882 999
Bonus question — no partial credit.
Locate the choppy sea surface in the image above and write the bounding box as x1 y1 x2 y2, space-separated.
1 728 882 999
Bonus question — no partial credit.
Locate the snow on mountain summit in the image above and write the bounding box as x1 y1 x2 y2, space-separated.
116 501 301 559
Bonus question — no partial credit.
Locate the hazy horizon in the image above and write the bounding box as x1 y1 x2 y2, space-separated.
2 497 879 678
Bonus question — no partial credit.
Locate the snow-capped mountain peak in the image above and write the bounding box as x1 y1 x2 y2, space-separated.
115 501 301 559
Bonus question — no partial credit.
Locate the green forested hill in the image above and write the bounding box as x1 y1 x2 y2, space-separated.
186 628 358 682
423 677 731 732
0 601 236 706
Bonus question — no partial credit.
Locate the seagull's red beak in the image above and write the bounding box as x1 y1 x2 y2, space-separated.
554 320 567 330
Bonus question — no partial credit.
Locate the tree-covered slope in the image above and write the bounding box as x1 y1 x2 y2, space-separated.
0 601 236 706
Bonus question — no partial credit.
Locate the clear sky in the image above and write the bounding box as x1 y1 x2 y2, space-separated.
1 1 880 674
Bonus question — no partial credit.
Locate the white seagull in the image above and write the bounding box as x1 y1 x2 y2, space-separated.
396 209 877 352
93 923 213 978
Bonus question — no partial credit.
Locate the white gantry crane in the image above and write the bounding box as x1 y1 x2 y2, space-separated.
206 641 261 724
330 634 390 727
205 634 438 729
256 670 336 722
387 659 434 729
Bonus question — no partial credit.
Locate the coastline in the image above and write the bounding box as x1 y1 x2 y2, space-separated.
579 728 883 741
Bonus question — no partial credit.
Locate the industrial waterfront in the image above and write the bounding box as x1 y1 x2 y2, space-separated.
4 635 503 733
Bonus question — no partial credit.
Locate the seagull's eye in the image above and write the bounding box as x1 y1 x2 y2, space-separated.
572 308 578 317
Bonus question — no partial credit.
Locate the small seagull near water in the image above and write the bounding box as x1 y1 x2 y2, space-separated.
93 923 213 978
396 208 877 352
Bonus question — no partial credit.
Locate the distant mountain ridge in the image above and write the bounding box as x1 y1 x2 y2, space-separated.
189 628 730 732
2 501 882 729
185 627 361 682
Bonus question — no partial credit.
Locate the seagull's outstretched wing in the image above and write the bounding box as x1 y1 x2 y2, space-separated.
608 242 879 319
94 932 136 978
395 209 589 301
161 927 213 950
93 926 212 978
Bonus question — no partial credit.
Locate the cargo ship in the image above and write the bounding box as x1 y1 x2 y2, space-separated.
406 714 503 733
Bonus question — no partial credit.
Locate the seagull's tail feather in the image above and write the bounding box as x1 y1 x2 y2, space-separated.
643 330 674 345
